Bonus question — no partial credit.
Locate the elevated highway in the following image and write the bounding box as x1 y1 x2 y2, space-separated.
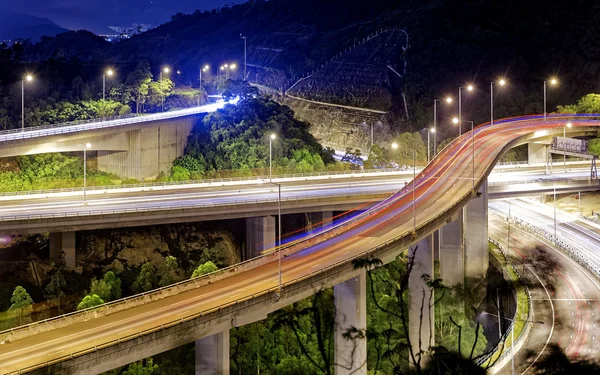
0 115 599 374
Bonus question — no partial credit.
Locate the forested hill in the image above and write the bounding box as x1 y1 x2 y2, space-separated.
11 0 600 129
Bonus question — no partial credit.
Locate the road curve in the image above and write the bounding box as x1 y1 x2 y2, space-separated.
0 114 599 373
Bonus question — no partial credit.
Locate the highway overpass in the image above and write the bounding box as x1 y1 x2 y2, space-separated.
0 102 229 180
0 115 599 374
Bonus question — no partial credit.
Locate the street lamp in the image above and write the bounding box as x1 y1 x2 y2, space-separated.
83 143 91 203
427 128 436 162
453 118 476 191
103 69 113 101
432 96 452 156
269 133 276 182
458 84 474 136
491 79 506 126
481 311 544 375
160 67 170 112
21 75 33 132
241 34 247 80
198 65 210 106
544 78 558 122
391 142 399 149
564 122 572 172
261 180 283 295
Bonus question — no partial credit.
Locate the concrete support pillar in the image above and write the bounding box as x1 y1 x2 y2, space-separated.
463 180 489 279
409 234 434 360
195 331 230 375
306 211 333 232
334 271 367 375
435 211 464 286
528 143 549 164
245 216 276 260
49 231 76 269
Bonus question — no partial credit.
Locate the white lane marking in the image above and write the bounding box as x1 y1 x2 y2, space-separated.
176 310 190 316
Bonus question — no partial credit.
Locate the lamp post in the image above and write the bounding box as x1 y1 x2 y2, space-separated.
21 75 33 132
199 65 209 106
241 34 247 80
481 311 544 375
83 143 91 203
229 63 237 79
160 67 170 112
262 180 283 295
554 184 557 242
432 96 452 156
269 133 276 182
458 84 474 136
427 128 436 163
491 79 506 126
103 69 113 101
544 78 558 122
564 122 572 172
453 118 476 191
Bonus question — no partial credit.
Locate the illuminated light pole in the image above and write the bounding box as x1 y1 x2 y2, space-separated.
412 148 416 233
269 133 276 182
160 67 170 112
427 128 436 163
199 65 209 106
564 122 572 172
458 84 474 136
432 96 452 155
83 142 91 203
554 184 557 242
491 79 506 126
103 69 113 101
453 118 476 191
241 34 247 80
260 179 283 295
229 63 237 79
544 78 558 122
21 75 33 132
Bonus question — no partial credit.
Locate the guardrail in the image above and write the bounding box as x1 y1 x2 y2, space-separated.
3 116 600 374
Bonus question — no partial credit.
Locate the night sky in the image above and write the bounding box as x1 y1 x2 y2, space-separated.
0 0 243 34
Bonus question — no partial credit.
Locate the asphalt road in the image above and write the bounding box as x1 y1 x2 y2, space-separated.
0 117 597 373
489 203 600 374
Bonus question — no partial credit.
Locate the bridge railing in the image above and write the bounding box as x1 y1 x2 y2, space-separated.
3 116 600 373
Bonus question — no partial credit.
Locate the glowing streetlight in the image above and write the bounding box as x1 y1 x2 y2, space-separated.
458 84 475 136
83 143 92 203
160 67 171 112
432 96 453 156
544 77 558 122
21 75 33 132
427 128 436 163
103 69 114 101
491 78 507 126
269 133 276 182
453 118 476 191
391 142 399 149
241 34 247 80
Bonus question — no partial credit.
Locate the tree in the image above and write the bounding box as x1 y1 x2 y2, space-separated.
588 138 600 157
219 79 259 101
90 271 122 302
557 93 600 114
125 60 152 113
157 256 180 287
8 286 33 325
45 270 66 314
77 294 105 310
133 263 157 293
191 261 218 278
122 358 158 375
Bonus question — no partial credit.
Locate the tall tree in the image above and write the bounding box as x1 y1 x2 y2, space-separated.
9 286 33 325
45 270 66 315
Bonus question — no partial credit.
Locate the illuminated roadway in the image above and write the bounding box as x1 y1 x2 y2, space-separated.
489 201 600 372
0 115 599 373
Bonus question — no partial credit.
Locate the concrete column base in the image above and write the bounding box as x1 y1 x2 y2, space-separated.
306 211 333 233
528 142 549 164
463 179 489 280
195 331 230 375
49 231 76 269
245 216 276 260
409 234 434 362
334 271 367 375
435 210 464 286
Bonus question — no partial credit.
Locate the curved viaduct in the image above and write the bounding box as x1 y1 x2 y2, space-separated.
0 115 598 374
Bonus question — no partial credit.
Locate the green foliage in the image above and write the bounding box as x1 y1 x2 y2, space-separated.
77 294 105 310
588 138 600 157
157 256 181 287
8 286 33 325
44 270 66 314
191 261 218 278
133 263 157 293
172 96 334 179
122 359 158 375
557 94 600 114
32 99 131 125
219 79 259 101
90 271 122 302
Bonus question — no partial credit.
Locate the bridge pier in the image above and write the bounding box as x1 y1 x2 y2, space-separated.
195 331 230 375
528 143 549 165
408 234 434 362
306 211 333 233
49 231 76 269
435 211 464 286
245 216 276 260
463 180 489 279
334 271 367 375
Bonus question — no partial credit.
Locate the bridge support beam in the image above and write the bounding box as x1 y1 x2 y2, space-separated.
306 211 333 233
435 211 464 286
334 271 367 375
49 231 76 269
463 180 489 279
195 331 230 375
245 216 276 260
409 234 434 362
97 118 195 180
528 143 549 165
